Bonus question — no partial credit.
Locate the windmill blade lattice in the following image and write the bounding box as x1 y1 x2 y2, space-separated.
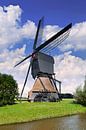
41 29 70 53
35 23 72 52
14 54 32 67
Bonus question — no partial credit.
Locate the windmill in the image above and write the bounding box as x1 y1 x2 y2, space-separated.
15 17 72 102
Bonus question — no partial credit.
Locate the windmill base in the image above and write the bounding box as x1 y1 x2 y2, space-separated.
28 75 60 102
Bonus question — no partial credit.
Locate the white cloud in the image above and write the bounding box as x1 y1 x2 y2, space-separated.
0 5 36 50
54 52 86 93
42 22 86 52
0 4 86 52
43 25 60 40
0 4 86 97
57 22 86 51
0 45 34 97
0 47 85 96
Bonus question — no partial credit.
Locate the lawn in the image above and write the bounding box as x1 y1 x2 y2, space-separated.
0 99 86 125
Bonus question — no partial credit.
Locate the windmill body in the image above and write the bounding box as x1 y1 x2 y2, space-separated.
15 17 72 102
29 52 58 101
31 52 54 79
28 51 58 102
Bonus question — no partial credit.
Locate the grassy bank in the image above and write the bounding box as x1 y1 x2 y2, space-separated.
0 99 86 125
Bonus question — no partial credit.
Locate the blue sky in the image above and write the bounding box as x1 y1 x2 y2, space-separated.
0 0 86 95
0 0 86 25
0 0 86 59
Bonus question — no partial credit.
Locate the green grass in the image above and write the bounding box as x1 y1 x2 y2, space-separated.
0 99 86 125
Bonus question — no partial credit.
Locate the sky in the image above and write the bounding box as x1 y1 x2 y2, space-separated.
0 0 86 96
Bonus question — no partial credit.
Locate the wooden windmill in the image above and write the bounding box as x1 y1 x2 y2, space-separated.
15 17 72 102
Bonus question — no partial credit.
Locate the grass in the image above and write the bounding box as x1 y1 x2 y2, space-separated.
0 99 86 125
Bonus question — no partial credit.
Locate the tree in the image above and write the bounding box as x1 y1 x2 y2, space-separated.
74 76 86 106
0 73 19 106
83 75 86 92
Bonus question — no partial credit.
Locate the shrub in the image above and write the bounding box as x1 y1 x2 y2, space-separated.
74 77 86 106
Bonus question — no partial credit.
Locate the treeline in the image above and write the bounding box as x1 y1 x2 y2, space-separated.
59 93 73 99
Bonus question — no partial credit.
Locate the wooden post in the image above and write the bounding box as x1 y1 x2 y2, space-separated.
59 82 61 94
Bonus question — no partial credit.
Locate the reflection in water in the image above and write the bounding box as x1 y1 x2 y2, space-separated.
0 114 86 130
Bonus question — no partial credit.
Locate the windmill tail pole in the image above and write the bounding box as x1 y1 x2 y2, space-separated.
53 78 62 94
59 82 61 94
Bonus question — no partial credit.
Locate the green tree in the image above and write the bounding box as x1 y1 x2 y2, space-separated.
0 73 19 106
74 76 86 106
83 75 86 92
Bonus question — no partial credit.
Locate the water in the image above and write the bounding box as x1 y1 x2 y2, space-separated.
0 114 86 130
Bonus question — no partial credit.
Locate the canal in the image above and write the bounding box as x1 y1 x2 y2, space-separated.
0 114 86 130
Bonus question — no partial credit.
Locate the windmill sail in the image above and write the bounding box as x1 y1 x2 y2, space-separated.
41 28 70 53
20 60 32 98
33 17 44 50
35 23 72 52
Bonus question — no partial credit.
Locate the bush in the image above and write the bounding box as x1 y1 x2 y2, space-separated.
0 73 19 106
74 78 86 106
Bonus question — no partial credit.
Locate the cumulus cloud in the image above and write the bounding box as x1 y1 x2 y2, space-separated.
0 5 86 97
0 4 86 52
43 25 60 40
0 45 34 97
69 22 86 50
0 5 36 50
0 48 85 96
55 22 86 51
42 22 86 52
54 52 86 93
